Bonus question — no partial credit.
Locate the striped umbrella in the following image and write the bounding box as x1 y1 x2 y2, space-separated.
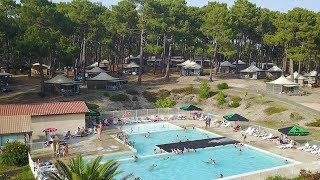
43 128 58 132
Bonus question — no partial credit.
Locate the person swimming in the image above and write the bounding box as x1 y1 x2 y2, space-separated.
163 157 169 160
219 174 223 178
149 164 157 170
204 158 215 165
132 155 138 162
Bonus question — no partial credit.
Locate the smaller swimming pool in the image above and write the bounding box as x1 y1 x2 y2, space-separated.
120 122 182 134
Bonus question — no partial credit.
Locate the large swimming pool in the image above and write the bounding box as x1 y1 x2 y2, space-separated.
100 122 293 179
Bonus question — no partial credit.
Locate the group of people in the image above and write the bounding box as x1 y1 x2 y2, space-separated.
153 148 165 154
171 147 196 154
205 118 212 129
55 143 68 159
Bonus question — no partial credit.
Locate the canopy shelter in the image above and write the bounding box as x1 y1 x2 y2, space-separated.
181 61 203 76
223 113 248 122
286 72 307 86
177 60 192 67
44 75 80 95
278 125 309 141
86 67 106 78
123 62 141 75
219 61 235 73
240 65 265 79
31 63 50 76
267 66 283 79
87 72 128 90
304 70 319 85
232 60 247 72
87 60 109 69
0 72 12 83
180 104 202 111
85 109 100 116
266 76 299 94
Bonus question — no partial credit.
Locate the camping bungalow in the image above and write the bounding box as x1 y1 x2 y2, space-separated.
125 55 146 65
286 72 307 86
266 76 300 94
181 61 203 76
240 65 265 79
177 60 192 70
123 62 141 75
86 67 106 78
31 63 50 76
232 60 247 72
219 61 235 73
44 75 80 95
304 70 319 85
267 66 283 79
87 72 127 91
87 60 109 70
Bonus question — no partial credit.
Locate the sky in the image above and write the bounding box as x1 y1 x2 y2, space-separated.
52 0 319 12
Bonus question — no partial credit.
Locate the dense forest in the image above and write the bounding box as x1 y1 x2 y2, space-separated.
0 0 320 82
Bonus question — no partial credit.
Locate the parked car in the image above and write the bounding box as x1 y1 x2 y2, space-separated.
0 83 13 92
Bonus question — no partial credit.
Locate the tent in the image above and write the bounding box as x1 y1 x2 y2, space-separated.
177 60 192 67
123 62 141 75
223 113 248 122
278 125 309 141
266 76 299 94
232 60 247 72
180 104 202 111
267 66 283 79
286 72 307 86
86 67 106 78
86 109 100 116
219 61 235 73
87 60 109 68
87 72 127 90
303 70 318 85
44 75 80 95
240 65 265 79
181 61 203 76
31 63 50 76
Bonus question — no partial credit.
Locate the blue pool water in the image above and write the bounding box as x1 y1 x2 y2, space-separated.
98 123 291 179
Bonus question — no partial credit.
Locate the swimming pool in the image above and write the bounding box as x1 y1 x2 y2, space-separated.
100 123 294 179
120 122 182 134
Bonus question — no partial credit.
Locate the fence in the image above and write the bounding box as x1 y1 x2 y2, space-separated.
28 152 37 178
100 108 191 119
28 141 51 152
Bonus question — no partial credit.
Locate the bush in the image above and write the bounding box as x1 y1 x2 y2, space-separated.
290 112 303 121
0 141 29 166
171 85 196 95
142 91 158 103
216 91 225 106
299 169 320 179
103 92 110 97
217 82 229 90
158 89 171 99
126 89 139 95
307 119 320 127
155 98 176 108
85 102 99 109
229 96 242 108
132 96 138 101
109 94 129 102
264 106 288 115
265 175 291 180
199 81 211 99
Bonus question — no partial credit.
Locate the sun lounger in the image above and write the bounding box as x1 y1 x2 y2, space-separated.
241 127 252 134
305 145 317 152
262 133 273 140
311 148 320 154
276 143 294 149
248 128 255 136
297 142 310 150
220 122 231 127
313 161 320 166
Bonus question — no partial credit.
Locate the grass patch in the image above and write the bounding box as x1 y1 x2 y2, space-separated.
171 85 196 95
264 106 288 115
126 89 139 95
306 119 320 127
228 96 242 108
0 165 34 180
142 91 158 103
109 94 129 102
158 89 171 99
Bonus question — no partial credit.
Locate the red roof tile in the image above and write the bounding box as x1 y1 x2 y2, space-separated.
0 101 89 116
0 115 31 134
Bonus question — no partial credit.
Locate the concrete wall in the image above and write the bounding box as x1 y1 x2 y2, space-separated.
31 113 85 141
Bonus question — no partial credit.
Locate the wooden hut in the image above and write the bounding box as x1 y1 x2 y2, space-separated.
123 62 141 75
240 65 265 79
31 63 50 76
232 60 247 72
219 61 235 73
181 61 203 76
266 76 300 94
87 72 127 90
86 67 106 78
44 75 80 95
267 66 283 79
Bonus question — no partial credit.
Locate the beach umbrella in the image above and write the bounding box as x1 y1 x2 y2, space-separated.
43 128 58 132
85 109 100 116
180 104 202 111
278 125 310 141
223 113 248 122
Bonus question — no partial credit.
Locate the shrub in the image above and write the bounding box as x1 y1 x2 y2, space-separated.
126 89 139 95
0 141 30 166
264 106 288 115
229 96 242 108
199 81 211 99
142 91 157 103
306 119 320 127
158 89 171 99
155 98 176 108
109 94 129 102
85 102 99 109
265 175 291 180
216 91 225 106
217 82 229 90
299 169 320 179
171 85 195 95
289 112 303 121
132 96 138 101
103 92 110 97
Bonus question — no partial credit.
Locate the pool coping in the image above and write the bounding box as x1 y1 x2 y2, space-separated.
117 121 183 135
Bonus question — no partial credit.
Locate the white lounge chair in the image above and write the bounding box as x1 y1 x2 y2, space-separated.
305 145 317 152
248 128 255 136
277 143 294 149
313 161 320 166
262 133 273 140
297 142 309 150
311 148 320 154
221 122 231 127
242 127 252 134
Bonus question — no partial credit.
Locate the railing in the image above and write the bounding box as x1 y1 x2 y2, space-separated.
28 142 50 152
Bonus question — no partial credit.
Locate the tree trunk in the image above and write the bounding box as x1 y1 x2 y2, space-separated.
138 29 144 85
28 58 32 77
165 35 173 82
81 37 86 81
282 45 288 73
39 58 45 96
290 59 294 82
298 61 301 74
161 34 166 74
